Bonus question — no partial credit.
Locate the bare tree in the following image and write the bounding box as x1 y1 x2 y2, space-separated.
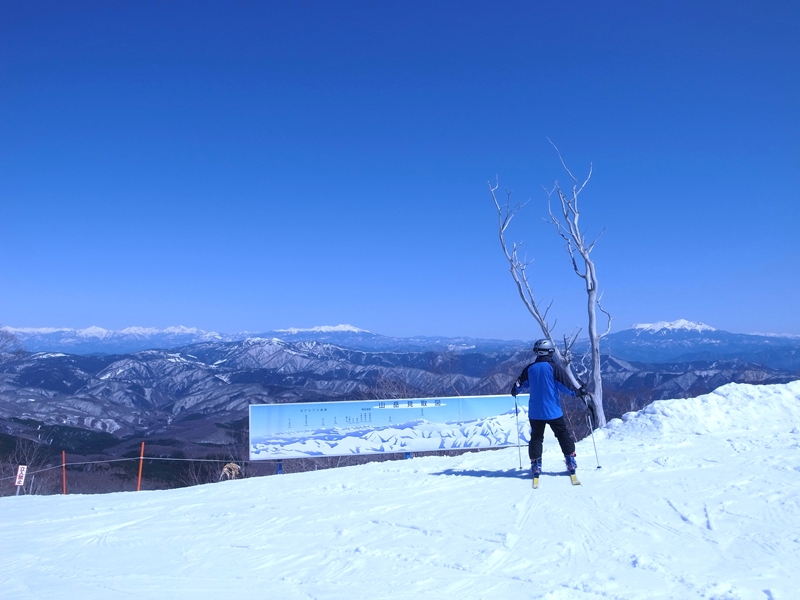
544 141 612 427
179 460 218 487
489 144 611 428
357 375 421 401
1 436 58 496
0 327 21 356
489 183 582 387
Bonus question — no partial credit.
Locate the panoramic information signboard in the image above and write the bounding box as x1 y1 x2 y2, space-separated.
249 394 526 460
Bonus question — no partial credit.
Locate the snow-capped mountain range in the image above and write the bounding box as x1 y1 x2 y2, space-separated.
1 324 524 354
631 319 717 333
594 319 800 366
2 325 233 354
4 318 800 369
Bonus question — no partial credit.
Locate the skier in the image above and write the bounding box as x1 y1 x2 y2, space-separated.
510 339 589 478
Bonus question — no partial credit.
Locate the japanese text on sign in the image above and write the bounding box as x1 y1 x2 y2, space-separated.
15 465 28 486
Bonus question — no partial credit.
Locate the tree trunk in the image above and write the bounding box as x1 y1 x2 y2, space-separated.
585 260 606 427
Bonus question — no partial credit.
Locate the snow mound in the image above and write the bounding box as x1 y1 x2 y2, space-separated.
632 319 716 333
603 381 800 439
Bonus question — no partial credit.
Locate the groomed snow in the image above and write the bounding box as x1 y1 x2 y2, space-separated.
2 382 799 599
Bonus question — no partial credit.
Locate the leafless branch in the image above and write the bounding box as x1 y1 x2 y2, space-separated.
546 137 593 196
562 328 581 355
587 227 606 253
540 142 611 426
597 293 614 340
489 180 579 383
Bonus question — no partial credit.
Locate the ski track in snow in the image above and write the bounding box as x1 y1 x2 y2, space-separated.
1 381 799 599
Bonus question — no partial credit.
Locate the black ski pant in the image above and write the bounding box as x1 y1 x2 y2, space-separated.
529 417 575 462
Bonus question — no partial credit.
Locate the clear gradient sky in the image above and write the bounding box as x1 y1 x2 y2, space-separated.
1 1 798 339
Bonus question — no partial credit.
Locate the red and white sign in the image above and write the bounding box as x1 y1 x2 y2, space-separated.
15 465 27 487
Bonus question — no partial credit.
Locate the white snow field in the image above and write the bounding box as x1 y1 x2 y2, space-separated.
2 382 799 600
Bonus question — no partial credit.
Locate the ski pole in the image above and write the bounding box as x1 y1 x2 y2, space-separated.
585 394 601 469
513 395 523 470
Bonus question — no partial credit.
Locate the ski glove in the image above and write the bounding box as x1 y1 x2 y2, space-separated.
510 384 518 397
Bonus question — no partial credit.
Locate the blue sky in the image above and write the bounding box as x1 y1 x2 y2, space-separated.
1 1 798 339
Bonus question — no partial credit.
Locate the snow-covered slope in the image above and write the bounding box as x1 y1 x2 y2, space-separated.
2 381 799 599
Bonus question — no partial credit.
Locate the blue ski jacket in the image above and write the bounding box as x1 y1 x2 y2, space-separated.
512 356 578 420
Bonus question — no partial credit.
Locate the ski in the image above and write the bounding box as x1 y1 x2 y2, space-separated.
533 474 579 487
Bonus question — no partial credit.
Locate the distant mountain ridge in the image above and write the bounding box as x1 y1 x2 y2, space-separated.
631 319 716 333
592 319 800 366
1 324 528 355
4 320 800 370
2 325 234 354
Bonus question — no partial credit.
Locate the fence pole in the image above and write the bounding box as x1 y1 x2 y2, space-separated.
136 442 145 491
62 451 67 495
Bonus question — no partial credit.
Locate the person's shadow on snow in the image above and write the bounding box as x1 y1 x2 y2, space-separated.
431 468 570 479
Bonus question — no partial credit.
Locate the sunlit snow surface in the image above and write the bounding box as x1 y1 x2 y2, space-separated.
2 381 800 600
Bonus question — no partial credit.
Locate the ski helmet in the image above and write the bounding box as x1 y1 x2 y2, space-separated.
533 339 555 356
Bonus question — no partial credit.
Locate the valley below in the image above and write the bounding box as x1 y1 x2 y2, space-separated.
1 321 799 494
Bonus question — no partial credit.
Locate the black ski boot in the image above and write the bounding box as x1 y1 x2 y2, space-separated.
565 452 577 474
